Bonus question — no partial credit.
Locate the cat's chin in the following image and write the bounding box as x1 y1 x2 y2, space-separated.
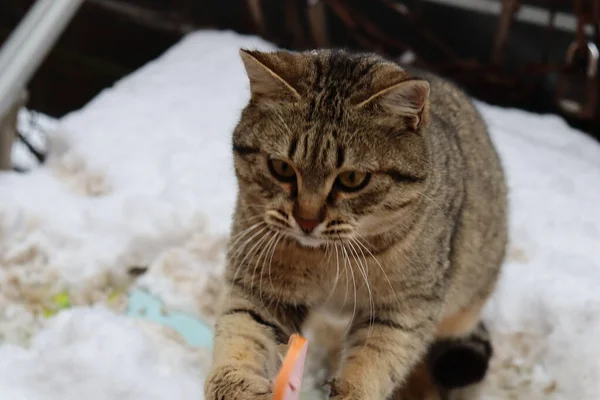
292 235 327 249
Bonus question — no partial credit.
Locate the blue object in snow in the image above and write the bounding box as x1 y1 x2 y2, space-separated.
126 288 214 349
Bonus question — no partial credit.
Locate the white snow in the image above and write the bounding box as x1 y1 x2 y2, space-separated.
0 307 207 400
0 30 599 399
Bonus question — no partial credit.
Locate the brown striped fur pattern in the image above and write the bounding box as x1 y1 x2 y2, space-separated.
205 49 508 400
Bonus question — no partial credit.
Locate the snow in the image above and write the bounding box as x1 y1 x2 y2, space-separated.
1 29 599 399
0 307 207 400
474 104 600 399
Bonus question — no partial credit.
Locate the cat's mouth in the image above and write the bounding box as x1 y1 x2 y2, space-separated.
263 210 355 248
291 234 327 248
287 228 356 249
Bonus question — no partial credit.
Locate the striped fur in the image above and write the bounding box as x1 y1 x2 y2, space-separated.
205 49 507 400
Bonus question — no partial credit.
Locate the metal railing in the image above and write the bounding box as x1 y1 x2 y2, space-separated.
0 0 85 170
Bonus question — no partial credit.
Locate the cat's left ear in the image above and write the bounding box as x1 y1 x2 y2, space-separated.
357 79 430 129
239 49 302 103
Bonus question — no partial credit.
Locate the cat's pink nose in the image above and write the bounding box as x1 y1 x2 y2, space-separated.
293 204 325 234
294 216 321 233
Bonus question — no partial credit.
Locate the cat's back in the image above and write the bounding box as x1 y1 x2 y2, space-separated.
405 65 508 304
405 65 505 197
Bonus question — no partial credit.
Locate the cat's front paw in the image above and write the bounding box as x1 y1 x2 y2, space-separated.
327 378 365 400
205 364 272 400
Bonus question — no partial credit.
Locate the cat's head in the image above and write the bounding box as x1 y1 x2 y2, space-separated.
232 49 430 248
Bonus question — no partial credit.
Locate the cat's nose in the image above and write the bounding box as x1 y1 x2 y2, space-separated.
294 216 321 233
293 204 325 234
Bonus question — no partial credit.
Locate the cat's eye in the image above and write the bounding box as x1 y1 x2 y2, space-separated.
268 158 296 182
336 171 371 192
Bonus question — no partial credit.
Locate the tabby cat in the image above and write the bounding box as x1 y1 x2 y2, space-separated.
205 49 507 400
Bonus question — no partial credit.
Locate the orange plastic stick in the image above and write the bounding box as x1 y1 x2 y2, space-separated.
273 334 308 400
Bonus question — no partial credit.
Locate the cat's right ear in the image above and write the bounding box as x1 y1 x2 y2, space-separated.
239 49 301 103
356 78 430 130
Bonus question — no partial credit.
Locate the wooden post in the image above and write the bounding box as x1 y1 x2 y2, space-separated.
308 0 331 48
0 91 27 171
491 0 520 67
246 0 265 37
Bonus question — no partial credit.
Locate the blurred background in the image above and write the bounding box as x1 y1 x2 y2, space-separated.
1 0 599 136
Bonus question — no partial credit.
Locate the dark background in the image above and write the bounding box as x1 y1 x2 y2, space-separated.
1 0 599 136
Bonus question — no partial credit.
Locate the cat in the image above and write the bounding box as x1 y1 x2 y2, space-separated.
205 48 507 400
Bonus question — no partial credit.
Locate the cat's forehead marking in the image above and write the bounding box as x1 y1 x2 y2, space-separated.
291 129 337 167
335 145 345 168
288 137 299 160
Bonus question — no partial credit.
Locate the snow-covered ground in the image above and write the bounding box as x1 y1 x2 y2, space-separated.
1 30 599 399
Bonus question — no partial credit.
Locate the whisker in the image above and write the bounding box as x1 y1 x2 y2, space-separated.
228 224 266 267
347 240 374 330
354 237 400 307
231 211 268 227
228 228 265 279
324 241 341 305
246 231 273 295
350 237 375 343
268 233 283 306
266 222 291 231
258 231 279 302
257 232 284 325
251 230 276 297
337 242 350 311
268 216 291 228
228 222 265 250
326 242 335 264
416 191 450 219
340 242 358 336
355 232 375 251
229 226 269 286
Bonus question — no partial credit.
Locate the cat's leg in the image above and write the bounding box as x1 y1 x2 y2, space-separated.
204 285 308 400
327 305 438 400
392 303 492 400
391 362 443 400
